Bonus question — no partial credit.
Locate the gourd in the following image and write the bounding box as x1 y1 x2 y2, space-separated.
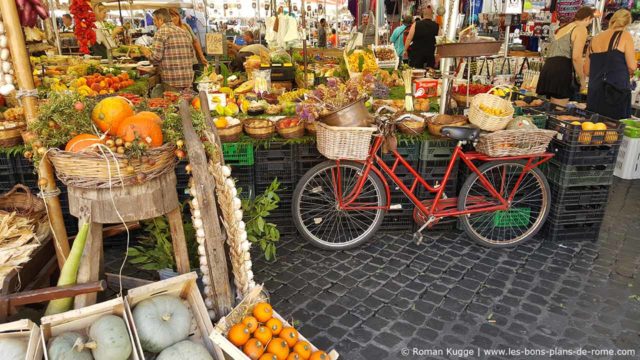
156 340 213 360
87 315 133 360
0 338 28 360
132 295 191 353
506 116 537 130
48 332 93 360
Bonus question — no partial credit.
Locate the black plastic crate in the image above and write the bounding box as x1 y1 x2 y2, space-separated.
419 160 460 183
295 142 323 161
547 202 607 224
550 183 611 207
14 156 38 190
230 164 255 198
543 160 615 187
255 161 296 185
0 153 17 192
545 108 624 147
382 142 421 163
381 209 414 232
419 139 457 161
547 139 620 166
295 159 325 181
543 219 602 242
254 142 294 162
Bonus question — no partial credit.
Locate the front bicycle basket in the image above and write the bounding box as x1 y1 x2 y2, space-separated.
316 122 377 160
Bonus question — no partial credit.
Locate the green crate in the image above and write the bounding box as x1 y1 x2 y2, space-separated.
542 160 615 187
222 142 254 165
493 208 531 228
514 107 547 128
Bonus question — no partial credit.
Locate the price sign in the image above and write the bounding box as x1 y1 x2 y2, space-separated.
206 33 225 56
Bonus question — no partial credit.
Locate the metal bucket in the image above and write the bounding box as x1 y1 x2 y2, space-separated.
319 99 373 127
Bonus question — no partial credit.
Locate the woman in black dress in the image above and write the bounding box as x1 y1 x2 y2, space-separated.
585 9 637 120
403 6 439 69
536 7 594 106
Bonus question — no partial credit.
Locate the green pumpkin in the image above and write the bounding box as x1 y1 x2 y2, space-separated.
0 338 28 360
156 340 213 360
132 295 191 353
47 332 93 360
88 315 133 360
506 116 537 130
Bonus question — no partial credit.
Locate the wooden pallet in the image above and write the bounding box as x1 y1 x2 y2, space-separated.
0 319 43 360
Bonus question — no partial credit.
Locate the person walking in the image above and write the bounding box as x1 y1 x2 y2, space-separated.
390 16 412 66
585 9 637 119
318 18 327 48
359 14 376 47
536 7 594 106
328 29 338 48
404 6 439 69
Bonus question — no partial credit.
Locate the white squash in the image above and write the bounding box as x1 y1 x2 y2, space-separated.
0 338 28 360
156 340 213 360
132 295 191 353
48 332 93 360
87 315 133 360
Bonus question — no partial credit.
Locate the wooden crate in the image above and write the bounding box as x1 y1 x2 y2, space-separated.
40 297 138 360
210 286 339 360
1 237 56 295
125 272 225 360
0 319 44 360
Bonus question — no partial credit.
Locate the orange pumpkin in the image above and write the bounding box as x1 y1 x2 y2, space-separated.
266 338 289 360
91 97 134 133
65 134 102 153
279 327 299 348
129 111 162 126
116 116 164 147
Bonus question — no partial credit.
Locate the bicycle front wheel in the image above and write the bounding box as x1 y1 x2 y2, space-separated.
292 161 387 250
458 160 550 247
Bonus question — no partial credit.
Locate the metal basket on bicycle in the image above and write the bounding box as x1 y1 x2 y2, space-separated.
316 122 377 161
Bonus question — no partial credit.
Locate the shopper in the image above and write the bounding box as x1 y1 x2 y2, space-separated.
328 29 338 48
585 9 637 119
359 14 376 47
61 14 74 33
404 6 439 69
536 7 594 106
169 8 207 66
92 2 124 58
390 16 412 65
141 9 195 96
318 18 327 48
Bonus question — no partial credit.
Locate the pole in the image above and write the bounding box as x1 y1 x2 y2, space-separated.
0 0 70 269
438 0 460 115
302 0 308 88
47 0 62 55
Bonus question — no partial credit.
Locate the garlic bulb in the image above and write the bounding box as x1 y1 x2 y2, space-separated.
233 197 242 210
231 187 237 197
221 165 231 177
242 241 250 251
202 276 210 286
0 35 7 48
238 221 246 231
0 22 5 34
208 310 216 319
200 265 209 274
191 198 199 209
199 255 207 265
225 178 235 189
196 228 205 238
0 84 14 96
2 61 10 73
0 49 9 61
239 231 247 242
197 245 205 255
234 209 243 221
193 209 201 218
194 218 203 228
205 298 213 308
190 187 197 197
4 74 12 85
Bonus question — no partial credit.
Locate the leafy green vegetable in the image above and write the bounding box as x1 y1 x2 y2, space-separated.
241 179 281 261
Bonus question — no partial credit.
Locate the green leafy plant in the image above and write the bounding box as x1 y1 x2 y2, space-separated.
241 178 281 261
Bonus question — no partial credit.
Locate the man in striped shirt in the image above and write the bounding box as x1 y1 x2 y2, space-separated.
141 8 195 93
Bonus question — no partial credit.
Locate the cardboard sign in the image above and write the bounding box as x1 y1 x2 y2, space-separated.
504 0 523 15
206 33 225 56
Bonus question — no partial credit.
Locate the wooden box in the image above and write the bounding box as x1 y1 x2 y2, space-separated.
125 272 225 360
0 319 44 360
40 297 138 359
210 286 339 360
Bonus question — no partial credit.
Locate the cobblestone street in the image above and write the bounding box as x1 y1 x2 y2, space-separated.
252 178 640 359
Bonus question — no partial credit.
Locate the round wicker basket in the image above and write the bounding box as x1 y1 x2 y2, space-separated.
218 122 243 142
276 118 305 139
0 184 45 216
244 118 275 139
475 129 557 157
0 125 25 147
397 120 426 135
48 142 177 189
427 115 469 136
469 90 514 131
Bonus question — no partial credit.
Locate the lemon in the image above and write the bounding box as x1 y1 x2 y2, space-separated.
570 121 581 126
593 123 607 131
226 103 239 115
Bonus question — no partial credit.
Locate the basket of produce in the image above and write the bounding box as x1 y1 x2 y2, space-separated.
476 129 557 157
344 49 378 78
373 45 398 69
215 117 243 142
452 83 493 107
276 117 304 139
469 87 515 131
316 121 376 160
244 118 275 139
397 116 427 135
427 114 469 136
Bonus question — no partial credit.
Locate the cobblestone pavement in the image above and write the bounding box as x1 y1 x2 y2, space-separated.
252 179 640 359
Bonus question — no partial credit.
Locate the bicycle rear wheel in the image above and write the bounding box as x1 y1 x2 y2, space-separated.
458 160 550 247
292 161 387 250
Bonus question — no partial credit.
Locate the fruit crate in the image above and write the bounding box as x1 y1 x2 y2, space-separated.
254 142 294 162
542 219 602 242
254 161 296 186
513 107 548 129
41 297 140 360
295 141 323 161
545 108 624 147
210 285 339 360
223 142 254 166
547 139 620 166
0 319 44 360
614 137 640 180
542 160 615 187
550 183 611 207
492 208 531 228
547 202 607 224
126 272 223 360
419 138 457 161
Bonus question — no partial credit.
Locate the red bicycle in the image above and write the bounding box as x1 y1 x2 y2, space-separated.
292 108 554 250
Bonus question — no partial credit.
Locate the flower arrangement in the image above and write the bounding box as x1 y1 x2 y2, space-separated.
296 75 376 122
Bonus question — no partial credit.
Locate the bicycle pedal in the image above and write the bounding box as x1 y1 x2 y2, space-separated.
412 232 424 245
389 204 403 210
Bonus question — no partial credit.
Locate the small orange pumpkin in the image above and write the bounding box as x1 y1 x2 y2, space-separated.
266 338 289 360
65 134 102 153
253 303 273 323
116 115 163 147
243 338 265 360
91 96 134 133
128 111 162 126
279 327 299 348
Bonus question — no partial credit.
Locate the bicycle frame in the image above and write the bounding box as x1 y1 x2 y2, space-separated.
333 135 554 221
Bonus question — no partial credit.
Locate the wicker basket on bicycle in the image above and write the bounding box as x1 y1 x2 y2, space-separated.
475 129 557 157
469 87 515 131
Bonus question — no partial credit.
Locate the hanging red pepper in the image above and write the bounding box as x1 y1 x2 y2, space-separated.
69 0 96 54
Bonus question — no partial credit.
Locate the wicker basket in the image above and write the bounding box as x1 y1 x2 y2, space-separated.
0 184 45 217
452 93 474 106
427 114 468 136
469 90 515 131
48 142 177 189
218 122 243 142
0 125 25 147
475 129 557 157
397 119 426 135
276 118 305 139
316 122 377 160
243 118 275 139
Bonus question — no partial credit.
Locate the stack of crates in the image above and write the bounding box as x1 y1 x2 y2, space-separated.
0 153 16 193
542 108 624 241
417 138 458 230
223 142 256 198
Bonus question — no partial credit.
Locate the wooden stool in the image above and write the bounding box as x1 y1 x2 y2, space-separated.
67 171 190 308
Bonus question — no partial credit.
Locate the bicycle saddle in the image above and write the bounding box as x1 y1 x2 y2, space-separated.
441 126 481 141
